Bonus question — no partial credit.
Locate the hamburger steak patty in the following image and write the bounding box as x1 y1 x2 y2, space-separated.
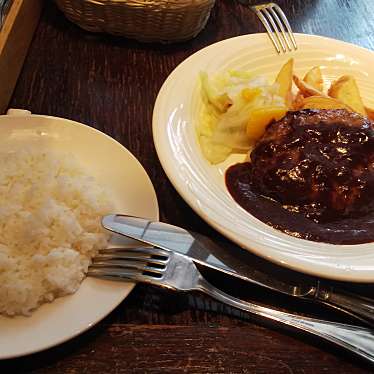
249 109 374 223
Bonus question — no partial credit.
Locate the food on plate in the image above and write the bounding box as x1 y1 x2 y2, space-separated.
292 74 327 98
303 66 323 91
297 95 353 111
198 59 374 165
328 75 366 115
200 72 233 112
226 109 374 244
246 106 287 140
294 72 370 116
293 66 324 109
248 109 373 221
198 59 374 243
0 150 113 316
366 105 374 121
198 63 290 164
274 58 293 106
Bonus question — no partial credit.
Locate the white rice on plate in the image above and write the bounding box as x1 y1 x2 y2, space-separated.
0 149 113 316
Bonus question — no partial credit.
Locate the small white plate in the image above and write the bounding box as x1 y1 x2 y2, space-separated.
153 33 374 282
0 111 159 359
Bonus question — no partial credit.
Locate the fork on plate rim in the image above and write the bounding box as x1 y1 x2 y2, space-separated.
246 2 298 54
88 246 374 364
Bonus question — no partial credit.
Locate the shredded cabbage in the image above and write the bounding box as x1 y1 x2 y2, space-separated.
198 70 286 164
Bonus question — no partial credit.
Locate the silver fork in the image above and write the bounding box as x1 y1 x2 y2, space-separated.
0 0 11 30
249 2 297 53
88 246 374 364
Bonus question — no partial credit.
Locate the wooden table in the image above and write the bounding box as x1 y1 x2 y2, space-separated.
2 0 374 372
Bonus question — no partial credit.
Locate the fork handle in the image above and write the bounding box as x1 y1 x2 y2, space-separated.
313 287 374 327
197 277 374 363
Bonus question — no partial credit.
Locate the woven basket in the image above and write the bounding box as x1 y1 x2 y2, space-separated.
55 0 216 42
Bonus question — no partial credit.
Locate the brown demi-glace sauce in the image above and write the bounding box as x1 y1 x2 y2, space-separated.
225 110 374 245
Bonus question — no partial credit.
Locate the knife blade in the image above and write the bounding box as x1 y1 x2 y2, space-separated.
102 214 322 297
102 214 374 326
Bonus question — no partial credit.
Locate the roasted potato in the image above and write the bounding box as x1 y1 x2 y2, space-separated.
365 106 374 121
303 66 324 91
275 58 294 107
293 74 327 98
328 75 366 115
293 91 305 110
246 106 288 141
299 96 353 111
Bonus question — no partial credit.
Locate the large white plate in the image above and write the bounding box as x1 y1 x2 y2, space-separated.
153 33 374 282
0 111 159 359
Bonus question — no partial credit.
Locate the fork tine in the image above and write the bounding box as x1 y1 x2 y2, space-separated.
87 267 160 282
88 269 176 291
98 246 170 258
90 260 165 275
93 253 168 266
93 257 167 268
272 3 297 50
267 6 292 51
251 6 281 54
262 7 287 53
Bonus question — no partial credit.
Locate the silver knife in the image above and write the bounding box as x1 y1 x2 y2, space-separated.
102 214 374 326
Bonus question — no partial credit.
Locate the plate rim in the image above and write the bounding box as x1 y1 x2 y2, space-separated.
153 32 374 282
0 113 159 359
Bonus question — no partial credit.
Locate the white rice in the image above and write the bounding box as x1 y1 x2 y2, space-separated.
0 149 113 316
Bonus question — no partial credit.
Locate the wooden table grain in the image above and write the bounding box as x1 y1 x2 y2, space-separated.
2 0 374 372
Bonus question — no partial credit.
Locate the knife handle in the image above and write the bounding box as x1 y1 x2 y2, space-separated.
198 277 374 364
315 288 374 326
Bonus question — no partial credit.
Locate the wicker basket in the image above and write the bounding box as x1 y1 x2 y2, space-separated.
55 0 216 42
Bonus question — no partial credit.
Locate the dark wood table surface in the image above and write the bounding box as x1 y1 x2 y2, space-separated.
2 0 374 372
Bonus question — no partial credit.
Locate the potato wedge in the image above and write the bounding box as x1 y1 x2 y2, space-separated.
299 95 353 111
365 106 374 121
275 58 294 107
293 74 327 98
247 106 288 141
293 91 305 110
303 66 323 91
328 75 366 115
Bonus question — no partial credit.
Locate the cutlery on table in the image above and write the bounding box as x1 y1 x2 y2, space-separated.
88 246 374 364
239 1 297 53
102 214 374 327
0 0 11 30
